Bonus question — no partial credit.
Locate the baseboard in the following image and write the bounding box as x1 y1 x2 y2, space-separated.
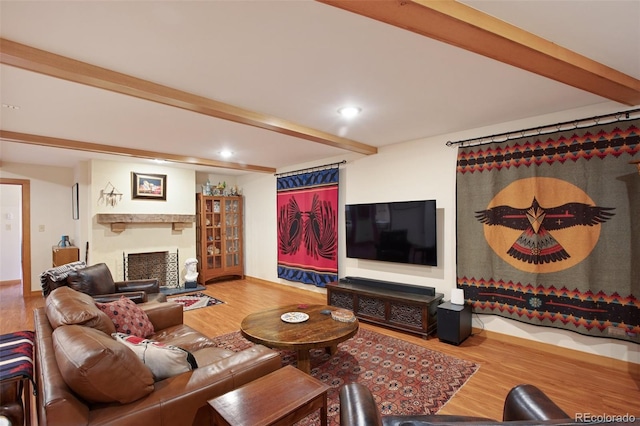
244 275 274 286
245 275 326 294
0 279 21 286
474 327 639 375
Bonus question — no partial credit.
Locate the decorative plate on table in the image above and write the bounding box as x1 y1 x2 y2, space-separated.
280 312 310 323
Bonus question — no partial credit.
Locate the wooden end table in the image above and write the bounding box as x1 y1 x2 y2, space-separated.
240 304 359 374
0 331 35 426
208 365 330 426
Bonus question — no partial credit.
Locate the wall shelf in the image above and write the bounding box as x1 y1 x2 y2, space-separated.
96 214 195 233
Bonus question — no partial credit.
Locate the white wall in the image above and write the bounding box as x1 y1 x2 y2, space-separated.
90 160 197 282
240 101 639 364
0 184 22 280
0 163 77 290
0 159 198 291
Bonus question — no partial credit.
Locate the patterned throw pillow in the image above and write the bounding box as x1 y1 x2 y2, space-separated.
95 296 154 338
113 333 198 381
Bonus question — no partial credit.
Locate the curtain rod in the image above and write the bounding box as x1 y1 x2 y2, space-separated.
274 160 346 177
446 108 640 148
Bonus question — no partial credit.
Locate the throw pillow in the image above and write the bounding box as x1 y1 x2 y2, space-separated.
95 296 154 338
45 286 116 335
113 333 198 381
53 325 154 404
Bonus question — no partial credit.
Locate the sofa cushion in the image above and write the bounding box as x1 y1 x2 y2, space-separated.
113 333 198 381
150 324 217 352
52 325 154 404
96 296 155 338
45 286 115 335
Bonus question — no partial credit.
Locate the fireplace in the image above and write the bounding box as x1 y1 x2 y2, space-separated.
123 250 179 288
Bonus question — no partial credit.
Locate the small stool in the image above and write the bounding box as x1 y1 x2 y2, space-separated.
0 331 35 426
0 381 24 425
208 365 330 426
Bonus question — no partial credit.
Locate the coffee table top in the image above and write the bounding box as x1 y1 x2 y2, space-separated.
240 304 358 351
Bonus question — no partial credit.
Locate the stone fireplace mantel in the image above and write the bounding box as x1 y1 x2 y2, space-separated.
96 214 195 233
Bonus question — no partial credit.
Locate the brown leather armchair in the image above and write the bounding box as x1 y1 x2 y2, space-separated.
340 382 575 425
45 263 167 303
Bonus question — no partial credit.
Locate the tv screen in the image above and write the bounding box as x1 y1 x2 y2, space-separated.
345 200 437 266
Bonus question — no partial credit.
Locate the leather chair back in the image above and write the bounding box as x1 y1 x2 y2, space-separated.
66 263 117 296
503 384 570 421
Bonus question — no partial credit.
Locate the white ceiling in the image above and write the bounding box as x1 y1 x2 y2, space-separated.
1 0 639 175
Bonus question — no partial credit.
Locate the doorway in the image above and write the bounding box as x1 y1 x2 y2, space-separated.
0 179 31 298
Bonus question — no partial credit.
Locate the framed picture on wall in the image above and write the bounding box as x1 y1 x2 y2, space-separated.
132 172 167 200
72 183 79 220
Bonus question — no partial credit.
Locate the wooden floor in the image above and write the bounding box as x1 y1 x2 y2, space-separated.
2 278 639 422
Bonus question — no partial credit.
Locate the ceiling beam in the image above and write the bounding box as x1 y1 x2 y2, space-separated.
0 130 277 173
317 0 640 106
0 38 378 156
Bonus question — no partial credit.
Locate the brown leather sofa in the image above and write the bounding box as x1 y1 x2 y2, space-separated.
340 382 588 425
34 286 281 425
43 262 167 303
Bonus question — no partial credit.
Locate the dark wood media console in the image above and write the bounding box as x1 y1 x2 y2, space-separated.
326 277 444 338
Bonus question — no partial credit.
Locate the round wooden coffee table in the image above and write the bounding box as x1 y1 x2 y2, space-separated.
240 304 359 374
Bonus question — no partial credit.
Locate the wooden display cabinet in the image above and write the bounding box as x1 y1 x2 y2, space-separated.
196 194 244 284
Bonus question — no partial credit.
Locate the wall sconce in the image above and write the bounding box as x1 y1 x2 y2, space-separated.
631 159 640 175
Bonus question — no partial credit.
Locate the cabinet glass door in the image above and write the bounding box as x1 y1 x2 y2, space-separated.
205 198 223 270
224 198 241 267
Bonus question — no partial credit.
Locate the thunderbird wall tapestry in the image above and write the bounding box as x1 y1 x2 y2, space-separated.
456 120 640 343
277 167 339 287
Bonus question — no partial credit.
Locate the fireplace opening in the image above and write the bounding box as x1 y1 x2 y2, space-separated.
123 250 179 288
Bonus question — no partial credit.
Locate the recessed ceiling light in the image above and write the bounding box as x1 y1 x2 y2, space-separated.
2 104 20 110
219 150 234 159
337 106 361 119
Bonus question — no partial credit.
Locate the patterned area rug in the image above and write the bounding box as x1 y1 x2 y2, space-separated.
167 292 224 311
210 328 479 425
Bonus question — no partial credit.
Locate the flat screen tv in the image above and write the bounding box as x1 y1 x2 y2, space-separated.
345 200 437 266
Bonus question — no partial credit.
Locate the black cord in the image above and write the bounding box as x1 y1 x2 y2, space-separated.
471 310 485 336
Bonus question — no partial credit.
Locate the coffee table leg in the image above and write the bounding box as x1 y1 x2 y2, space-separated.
326 345 338 355
297 349 311 374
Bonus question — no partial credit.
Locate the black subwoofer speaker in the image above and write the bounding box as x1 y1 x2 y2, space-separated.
437 301 472 345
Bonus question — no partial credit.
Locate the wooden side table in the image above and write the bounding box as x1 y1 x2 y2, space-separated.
52 245 79 267
208 365 330 426
0 331 35 426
